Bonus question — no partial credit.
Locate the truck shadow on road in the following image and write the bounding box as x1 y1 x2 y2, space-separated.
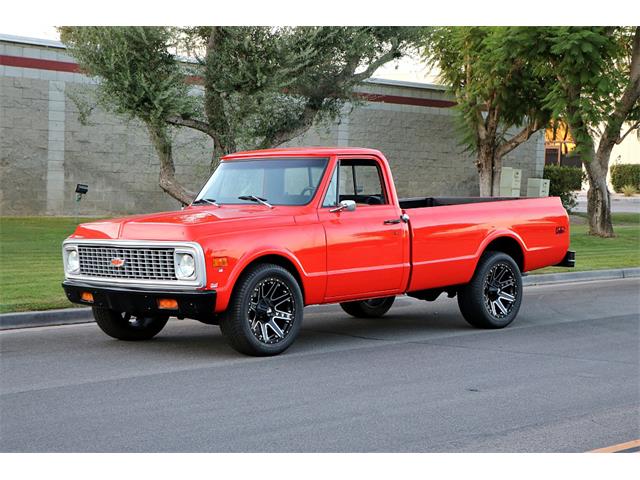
124 301 473 359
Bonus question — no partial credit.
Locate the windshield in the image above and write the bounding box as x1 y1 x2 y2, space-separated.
195 157 328 206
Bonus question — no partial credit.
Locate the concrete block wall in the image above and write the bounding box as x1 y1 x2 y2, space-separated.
60 83 212 216
0 76 50 214
0 35 544 216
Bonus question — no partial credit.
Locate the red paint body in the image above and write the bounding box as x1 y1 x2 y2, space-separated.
69 148 570 312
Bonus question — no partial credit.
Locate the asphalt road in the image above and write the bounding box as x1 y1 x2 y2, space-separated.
575 192 640 213
1 278 638 452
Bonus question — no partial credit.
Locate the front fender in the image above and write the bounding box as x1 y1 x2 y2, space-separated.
219 248 306 310
197 220 326 313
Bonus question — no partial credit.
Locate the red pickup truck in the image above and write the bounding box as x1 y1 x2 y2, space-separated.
62 147 574 356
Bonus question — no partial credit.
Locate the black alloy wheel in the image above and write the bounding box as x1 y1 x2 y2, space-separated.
220 263 304 356
457 251 523 329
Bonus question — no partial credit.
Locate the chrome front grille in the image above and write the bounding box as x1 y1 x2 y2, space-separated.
78 245 177 281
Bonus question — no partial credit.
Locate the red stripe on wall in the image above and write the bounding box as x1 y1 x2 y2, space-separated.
356 92 455 108
1 54 455 108
0 54 81 73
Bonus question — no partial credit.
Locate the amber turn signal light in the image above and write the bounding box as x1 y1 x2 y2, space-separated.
158 298 179 310
212 257 228 267
81 292 94 303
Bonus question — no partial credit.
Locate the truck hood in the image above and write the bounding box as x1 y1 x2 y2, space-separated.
70 206 297 241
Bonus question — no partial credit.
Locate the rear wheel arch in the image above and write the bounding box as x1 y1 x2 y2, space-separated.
480 235 525 272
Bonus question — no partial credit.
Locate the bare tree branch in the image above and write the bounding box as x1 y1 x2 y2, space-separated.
166 115 213 136
258 102 319 148
617 120 640 144
350 38 401 83
496 120 541 158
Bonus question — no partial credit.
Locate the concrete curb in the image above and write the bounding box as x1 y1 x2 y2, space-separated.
1 267 639 330
523 267 640 286
0 307 92 330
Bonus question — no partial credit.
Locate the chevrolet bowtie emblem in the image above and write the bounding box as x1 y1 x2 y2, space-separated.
111 257 125 267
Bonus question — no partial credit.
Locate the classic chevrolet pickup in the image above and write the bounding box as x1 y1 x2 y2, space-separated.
62 147 574 355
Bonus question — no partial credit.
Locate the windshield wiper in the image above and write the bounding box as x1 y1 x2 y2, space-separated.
238 195 273 209
191 198 221 207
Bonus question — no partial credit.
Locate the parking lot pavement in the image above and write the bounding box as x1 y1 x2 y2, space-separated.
0 278 638 452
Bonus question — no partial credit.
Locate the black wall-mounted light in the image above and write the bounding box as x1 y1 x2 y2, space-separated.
75 184 88 202
72 184 89 222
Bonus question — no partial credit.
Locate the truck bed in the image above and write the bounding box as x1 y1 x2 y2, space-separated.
400 196 570 293
399 196 519 209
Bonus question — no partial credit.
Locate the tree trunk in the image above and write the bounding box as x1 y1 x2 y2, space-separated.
574 27 640 237
572 127 614 236
205 27 235 172
582 137 615 236
211 144 226 173
584 161 614 237
148 125 195 206
477 141 497 197
565 117 616 237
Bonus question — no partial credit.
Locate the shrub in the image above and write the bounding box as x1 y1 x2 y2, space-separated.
543 165 586 212
611 164 640 193
621 184 638 196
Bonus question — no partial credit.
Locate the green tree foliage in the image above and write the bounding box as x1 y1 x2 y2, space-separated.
60 26 417 204
421 27 553 196
533 27 640 237
171 27 417 167
60 27 197 126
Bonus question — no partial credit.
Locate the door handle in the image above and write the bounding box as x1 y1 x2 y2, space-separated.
384 218 402 225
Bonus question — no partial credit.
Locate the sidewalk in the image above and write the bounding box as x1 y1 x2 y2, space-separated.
1 267 639 330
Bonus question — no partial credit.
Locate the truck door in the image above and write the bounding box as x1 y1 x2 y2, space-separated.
318 157 408 301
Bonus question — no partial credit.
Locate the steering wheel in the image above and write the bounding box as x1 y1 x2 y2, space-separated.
365 195 383 205
300 186 315 196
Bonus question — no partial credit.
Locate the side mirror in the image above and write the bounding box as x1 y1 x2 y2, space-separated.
330 200 356 213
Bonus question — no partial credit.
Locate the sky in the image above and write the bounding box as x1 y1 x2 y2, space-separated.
1 25 60 41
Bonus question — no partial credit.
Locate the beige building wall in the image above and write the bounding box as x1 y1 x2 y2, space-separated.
609 126 640 167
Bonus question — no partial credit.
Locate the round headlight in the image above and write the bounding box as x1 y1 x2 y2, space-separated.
176 253 195 279
66 249 80 274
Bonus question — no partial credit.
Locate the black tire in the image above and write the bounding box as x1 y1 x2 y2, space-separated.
219 263 303 356
339 296 395 318
92 307 169 341
457 251 523 329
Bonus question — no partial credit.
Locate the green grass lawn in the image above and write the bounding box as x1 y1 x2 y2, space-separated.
534 212 640 274
0 217 100 313
1 213 639 313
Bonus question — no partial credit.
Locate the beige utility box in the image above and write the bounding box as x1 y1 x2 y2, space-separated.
499 167 522 197
527 178 550 197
